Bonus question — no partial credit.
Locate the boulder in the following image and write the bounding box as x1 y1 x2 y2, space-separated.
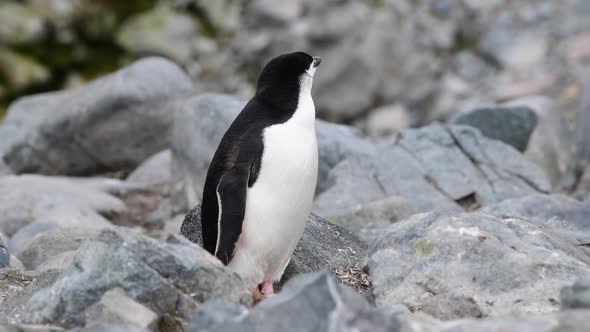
0 175 136 236
187 272 406 332
369 212 590 318
21 227 252 328
171 93 379 209
0 57 193 175
315 124 551 216
180 206 367 286
452 105 538 152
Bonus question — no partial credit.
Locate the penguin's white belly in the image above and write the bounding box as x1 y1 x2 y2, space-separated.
228 119 318 286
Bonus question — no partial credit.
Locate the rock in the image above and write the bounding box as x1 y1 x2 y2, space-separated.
247 0 303 25
71 323 148 332
0 322 64 332
21 227 252 328
365 104 411 139
17 228 99 270
326 196 415 242
0 232 9 268
171 93 379 208
0 269 61 319
187 272 405 332
576 72 590 164
481 194 590 242
36 251 76 272
452 105 538 152
505 96 574 186
311 6 393 122
369 212 590 318
8 222 58 257
478 27 548 70
126 150 172 186
436 309 590 332
9 256 24 270
561 278 590 309
84 288 158 330
180 206 367 286
0 175 133 235
117 5 211 65
186 300 247 332
420 294 483 321
0 3 47 45
0 57 193 175
315 124 551 216
0 48 49 90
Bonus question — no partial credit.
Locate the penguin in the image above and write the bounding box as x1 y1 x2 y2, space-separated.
200 52 321 297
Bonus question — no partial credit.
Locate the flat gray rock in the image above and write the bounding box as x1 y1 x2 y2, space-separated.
369 212 590 318
315 124 551 217
0 57 193 175
20 227 252 328
180 206 367 286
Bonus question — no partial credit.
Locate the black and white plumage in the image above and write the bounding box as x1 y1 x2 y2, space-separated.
200 52 321 295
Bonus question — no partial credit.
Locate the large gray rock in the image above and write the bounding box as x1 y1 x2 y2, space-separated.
21 227 252 328
452 105 538 152
315 124 551 216
180 206 367 285
0 175 135 236
187 272 406 332
171 93 379 209
369 212 590 318
0 57 193 175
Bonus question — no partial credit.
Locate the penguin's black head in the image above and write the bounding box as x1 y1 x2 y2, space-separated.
255 52 321 108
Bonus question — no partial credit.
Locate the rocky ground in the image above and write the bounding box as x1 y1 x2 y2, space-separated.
0 1 590 332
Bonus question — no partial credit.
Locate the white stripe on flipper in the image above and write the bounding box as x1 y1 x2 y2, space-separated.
214 181 222 256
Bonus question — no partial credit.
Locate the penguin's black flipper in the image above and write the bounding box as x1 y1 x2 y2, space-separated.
214 165 250 265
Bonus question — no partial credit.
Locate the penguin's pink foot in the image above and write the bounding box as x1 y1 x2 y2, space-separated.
260 280 275 297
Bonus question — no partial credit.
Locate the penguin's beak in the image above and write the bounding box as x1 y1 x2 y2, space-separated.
312 57 322 68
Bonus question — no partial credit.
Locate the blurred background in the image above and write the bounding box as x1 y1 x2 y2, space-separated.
1 0 590 169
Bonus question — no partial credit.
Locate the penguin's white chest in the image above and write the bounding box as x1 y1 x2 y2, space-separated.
228 99 318 286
